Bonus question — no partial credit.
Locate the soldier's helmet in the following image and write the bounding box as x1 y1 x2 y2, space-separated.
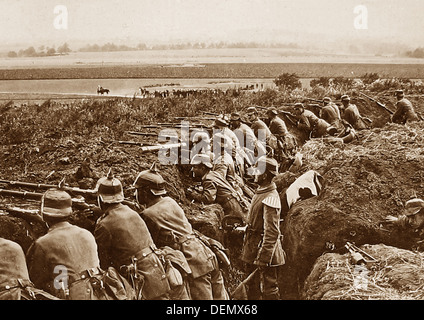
341 95 350 102
246 106 257 115
323 97 332 103
404 198 424 216
133 163 167 196
267 107 279 116
96 169 125 204
190 153 213 169
41 188 73 218
253 155 279 176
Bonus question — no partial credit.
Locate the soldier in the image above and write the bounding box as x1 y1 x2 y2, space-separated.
385 198 424 235
212 132 244 195
245 106 277 153
320 97 344 132
340 94 370 130
293 103 337 139
266 107 298 169
229 112 267 166
391 89 420 124
213 116 247 178
0 237 58 300
133 167 229 300
188 153 248 225
93 172 172 300
26 189 103 300
240 156 286 300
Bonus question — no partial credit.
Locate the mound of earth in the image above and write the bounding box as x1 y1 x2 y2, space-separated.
277 121 424 299
302 243 424 300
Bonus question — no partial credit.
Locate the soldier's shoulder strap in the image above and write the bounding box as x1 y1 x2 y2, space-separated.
262 195 281 209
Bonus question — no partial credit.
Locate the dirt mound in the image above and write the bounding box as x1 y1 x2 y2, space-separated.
302 243 424 300
278 121 424 298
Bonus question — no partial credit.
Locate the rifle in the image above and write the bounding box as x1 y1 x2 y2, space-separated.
359 92 394 115
201 111 220 116
0 205 45 224
345 242 377 265
139 142 188 153
0 179 97 197
174 117 216 121
117 140 153 147
126 132 180 140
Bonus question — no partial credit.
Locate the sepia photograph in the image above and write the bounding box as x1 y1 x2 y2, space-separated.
0 0 424 308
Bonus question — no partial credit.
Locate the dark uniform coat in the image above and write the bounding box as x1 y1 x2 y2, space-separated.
0 238 32 300
193 170 247 222
94 203 170 300
26 221 101 300
241 182 285 266
142 196 228 300
392 98 419 124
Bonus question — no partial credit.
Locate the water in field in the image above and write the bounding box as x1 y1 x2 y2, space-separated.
0 78 284 98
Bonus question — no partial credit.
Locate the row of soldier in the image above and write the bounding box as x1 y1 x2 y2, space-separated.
0 153 284 300
1 89 418 300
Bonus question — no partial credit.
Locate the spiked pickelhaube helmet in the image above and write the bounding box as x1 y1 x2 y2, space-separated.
95 169 125 204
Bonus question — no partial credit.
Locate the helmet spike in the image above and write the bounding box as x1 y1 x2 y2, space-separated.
107 168 114 180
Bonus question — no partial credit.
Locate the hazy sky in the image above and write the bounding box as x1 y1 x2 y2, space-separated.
1 0 423 48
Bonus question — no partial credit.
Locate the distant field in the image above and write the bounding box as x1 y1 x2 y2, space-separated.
0 63 424 80
0 49 423 80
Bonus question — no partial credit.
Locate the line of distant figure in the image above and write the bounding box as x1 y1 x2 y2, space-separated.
135 83 269 98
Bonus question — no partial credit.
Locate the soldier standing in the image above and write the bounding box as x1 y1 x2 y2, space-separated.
26 189 103 300
93 172 172 300
133 166 229 300
240 156 286 300
266 107 298 169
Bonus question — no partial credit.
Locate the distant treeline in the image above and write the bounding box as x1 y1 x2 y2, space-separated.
78 41 300 52
7 43 71 58
405 47 424 59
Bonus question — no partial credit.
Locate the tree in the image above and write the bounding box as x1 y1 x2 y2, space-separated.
57 43 71 54
274 73 302 90
7 51 17 58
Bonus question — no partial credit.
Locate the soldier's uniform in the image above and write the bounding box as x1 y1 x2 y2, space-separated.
230 113 267 165
342 98 368 130
392 90 419 124
267 108 297 167
246 107 278 152
320 98 344 132
294 104 335 138
241 157 286 300
137 178 228 300
192 166 248 224
26 189 102 300
0 238 57 300
94 174 171 300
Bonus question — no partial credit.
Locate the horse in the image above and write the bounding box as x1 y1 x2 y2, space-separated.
97 86 110 95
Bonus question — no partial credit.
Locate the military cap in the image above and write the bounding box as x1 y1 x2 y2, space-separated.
323 97 332 103
96 170 125 204
214 116 228 127
341 95 350 101
404 198 424 216
267 107 278 115
230 112 241 121
246 107 257 114
294 102 304 109
190 153 213 169
252 156 279 176
192 131 210 144
395 89 404 96
133 167 167 196
41 188 72 218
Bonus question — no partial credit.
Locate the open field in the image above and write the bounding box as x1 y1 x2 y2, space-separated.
0 62 424 80
0 49 423 81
